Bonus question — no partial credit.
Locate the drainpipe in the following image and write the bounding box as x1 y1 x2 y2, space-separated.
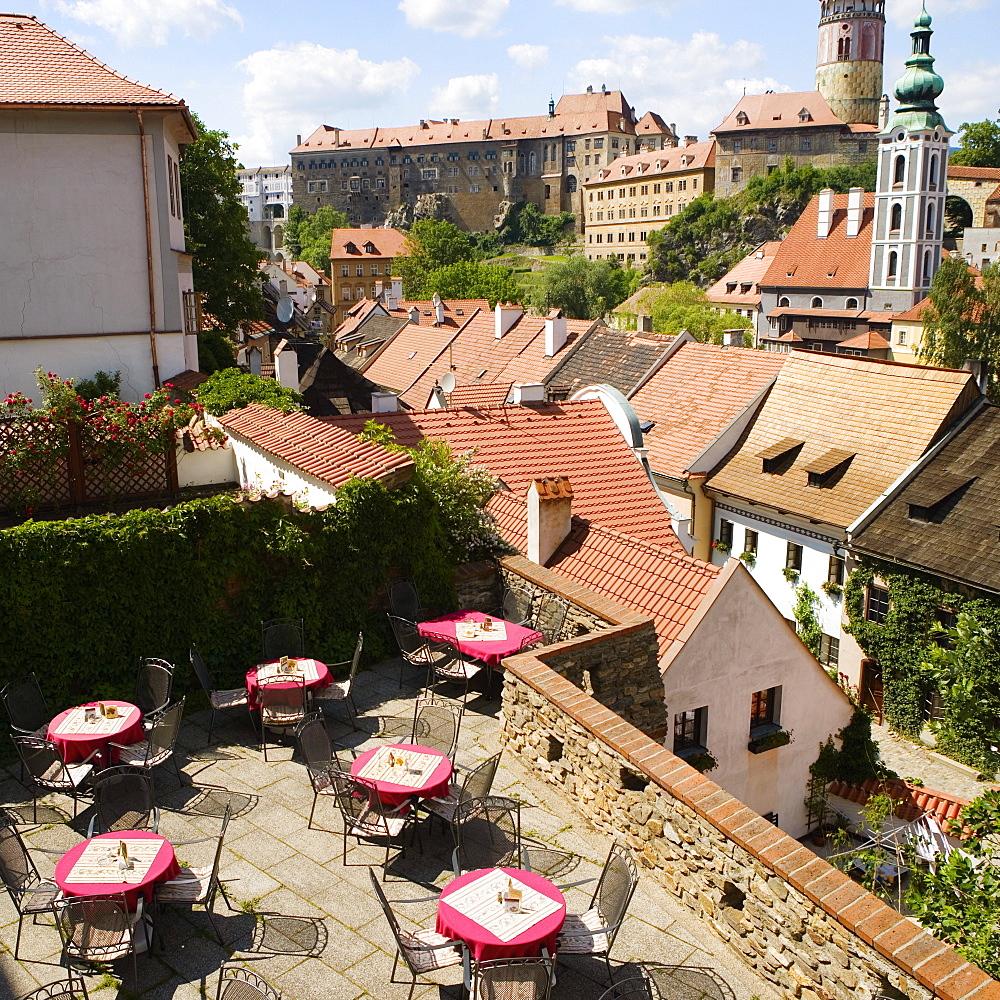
685 474 714 562
136 110 161 388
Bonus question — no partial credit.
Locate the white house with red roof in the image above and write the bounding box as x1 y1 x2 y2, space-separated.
0 13 201 401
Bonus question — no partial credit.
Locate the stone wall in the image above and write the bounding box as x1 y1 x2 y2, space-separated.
500 644 996 1000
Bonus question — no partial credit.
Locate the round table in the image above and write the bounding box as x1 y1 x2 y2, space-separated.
418 612 543 668
54 830 180 912
437 867 566 962
350 743 452 809
47 701 145 764
245 658 331 710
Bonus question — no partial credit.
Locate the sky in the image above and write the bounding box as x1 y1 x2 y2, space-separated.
29 0 1000 167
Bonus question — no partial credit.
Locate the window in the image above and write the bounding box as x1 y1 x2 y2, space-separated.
828 555 845 585
469 184 480 193
718 519 734 551
890 203 902 233
750 687 779 732
811 296 823 309
370 264 379 276
778 296 790 307
866 585 890 624
678 180 687 191
768 139 777 152
733 141 742 154
801 139 811 151
898 330 907 345
168 155 177 217
342 287 352 301
422 168 438 180
182 290 201 334
340 265 349 277
356 264 364 277
893 155 905 185
845 297 858 309
307 180 327 193
673 707 707 754
744 528 758 555
731 167 742 183
786 541 802 572
887 250 898 279
819 634 840 668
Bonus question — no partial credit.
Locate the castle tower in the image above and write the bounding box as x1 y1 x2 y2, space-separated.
816 0 885 125
869 4 951 311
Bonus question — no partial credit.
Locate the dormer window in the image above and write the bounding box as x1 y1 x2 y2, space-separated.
344 241 358 255
798 108 813 122
364 241 377 254
736 111 750 125
804 449 855 488
757 438 804 474
906 475 975 523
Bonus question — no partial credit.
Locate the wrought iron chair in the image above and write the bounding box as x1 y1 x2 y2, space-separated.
54 892 146 986
492 587 533 627
12 734 98 821
333 771 415 880
311 630 363 723
1 672 49 736
452 795 522 876
370 866 465 1000
110 697 185 783
474 955 554 1000
532 598 567 645
597 976 663 1000
86 765 158 837
413 695 461 762
190 643 249 745
388 614 444 688
0 817 61 960
154 803 234 943
261 617 305 661
557 842 639 983
388 579 422 622
215 964 282 1000
420 751 501 835
295 712 355 829
133 657 174 721
425 641 483 703
257 674 307 761
16 975 92 1000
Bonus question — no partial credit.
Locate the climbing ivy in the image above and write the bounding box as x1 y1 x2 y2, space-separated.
793 583 822 657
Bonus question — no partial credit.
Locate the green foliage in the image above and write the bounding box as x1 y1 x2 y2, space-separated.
834 708 885 786
530 256 635 319
196 369 302 416
685 751 717 773
197 328 237 374
283 205 350 276
620 281 751 342
395 219 477 297
793 584 822 657
501 202 575 247
781 566 799 584
810 737 842 782
180 113 264 335
419 261 521 307
75 371 121 402
949 115 1000 168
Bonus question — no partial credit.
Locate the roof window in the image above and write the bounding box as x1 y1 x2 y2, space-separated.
757 438 804 475
906 475 975 523
798 108 813 122
804 449 855 488
736 111 750 125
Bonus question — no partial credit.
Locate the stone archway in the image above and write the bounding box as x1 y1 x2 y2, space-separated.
944 195 973 237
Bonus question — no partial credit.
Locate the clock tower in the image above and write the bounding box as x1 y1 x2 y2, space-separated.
816 0 885 126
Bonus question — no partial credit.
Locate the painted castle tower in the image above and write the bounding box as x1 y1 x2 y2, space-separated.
816 0 885 126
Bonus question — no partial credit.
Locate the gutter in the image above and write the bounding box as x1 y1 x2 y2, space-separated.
136 109 160 388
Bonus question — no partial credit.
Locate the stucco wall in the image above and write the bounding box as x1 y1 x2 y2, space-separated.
228 432 338 507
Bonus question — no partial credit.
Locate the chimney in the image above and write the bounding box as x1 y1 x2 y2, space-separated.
816 188 835 239
963 359 989 394
846 186 864 238
636 313 653 333
433 292 445 326
374 280 384 299
526 477 574 566
722 329 746 347
409 306 420 324
296 134 302 146
878 94 890 131
601 84 607 94
419 120 428 129
544 309 567 357
512 383 546 405
274 341 298 391
388 277 402 310
371 392 399 413
494 302 522 339
684 135 698 146
333 127 341 146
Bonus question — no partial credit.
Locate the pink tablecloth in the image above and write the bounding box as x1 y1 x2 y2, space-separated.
245 658 331 710
47 701 145 764
437 867 566 962
351 743 452 809
54 830 180 912
418 611 543 668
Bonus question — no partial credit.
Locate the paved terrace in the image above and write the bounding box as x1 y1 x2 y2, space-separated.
0 657 781 1000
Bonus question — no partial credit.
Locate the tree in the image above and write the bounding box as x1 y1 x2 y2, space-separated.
635 281 751 342
949 115 1000 168
179 114 264 342
283 205 349 276
395 219 477 297
501 202 575 247
420 261 521 306
532 257 636 319
195 369 302 416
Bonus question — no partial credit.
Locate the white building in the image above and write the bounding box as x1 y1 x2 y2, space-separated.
238 165 294 260
0 14 200 401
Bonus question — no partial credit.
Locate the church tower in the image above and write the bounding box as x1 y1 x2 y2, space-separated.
816 0 885 125
869 4 951 311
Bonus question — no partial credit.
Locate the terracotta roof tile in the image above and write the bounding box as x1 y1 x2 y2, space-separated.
946 166 1000 182
388 298 491 328
591 141 714 183
838 330 891 350
330 229 408 259
705 242 783 306
445 383 514 407
162 370 208 393
828 777 971 830
713 91 853 133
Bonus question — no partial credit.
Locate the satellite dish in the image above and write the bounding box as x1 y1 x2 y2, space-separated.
276 296 294 323
440 372 457 394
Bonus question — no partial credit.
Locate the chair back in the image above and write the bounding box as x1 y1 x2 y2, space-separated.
190 643 216 697
0 823 40 905
16 974 92 1000
134 657 174 717
347 631 364 683
295 712 332 772
502 588 532 625
203 803 233 913
476 957 553 1000
455 796 521 874
333 772 375 828
55 893 132 957
369 866 415 968
460 751 502 808
13 736 70 789
1 673 48 734
592 843 638 950
413 696 461 760
388 580 421 621
92 766 156 833
262 617 304 660
596 976 662 1000
259 675 307 729
535 598 567 644
217 964 281 1000
388 615 429 665
149 697 185 759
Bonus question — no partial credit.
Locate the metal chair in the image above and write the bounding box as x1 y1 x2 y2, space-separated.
261 617 305 660
597 976 663 1000
110 697 185 783
190 643 249 745
216 964 282 1000
388 579 422 622
12 734 98 821
420 751 501 834
493 587 533 627
312 630 363 723
133 657 174 720
413 695 461 762
54 892 146 986
557 843 639 983
452 795 522 876
425 641 484 703
295 712 355 829
533 598 567 645
1 673 49 735
16 975 92 1000
388 614 442 688
155 803 234 943
333 771 415 880
86 765 158 837
257 674 308 761
0 817 61 960
370 867 464 1000
474 955 554 1000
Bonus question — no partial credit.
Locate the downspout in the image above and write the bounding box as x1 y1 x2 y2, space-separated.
136 109 161 388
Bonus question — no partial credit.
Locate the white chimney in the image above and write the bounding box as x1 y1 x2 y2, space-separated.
817 188 835 239
387 278 402 311
512 383 546 405
846 186 864 238
371 392 398 413
722 329 746 347
494 302 522 339
374 280 384 298
408 306 420 324
544 309 567 357
274 341 298 391
433 292 445 326
526 477 574 566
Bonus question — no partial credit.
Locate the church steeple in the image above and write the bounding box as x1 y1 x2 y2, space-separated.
883 3 947 134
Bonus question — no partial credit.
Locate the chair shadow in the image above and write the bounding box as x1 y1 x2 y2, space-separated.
160 783 258 820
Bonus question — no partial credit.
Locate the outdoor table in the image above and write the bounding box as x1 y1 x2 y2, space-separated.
47 700 145 765
418 611 543 669
245 657 331 710
54 830 180 912
436 866 566 963
351 743 452 809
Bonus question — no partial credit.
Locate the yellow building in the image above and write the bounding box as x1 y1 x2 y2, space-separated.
582 141 715 264
329 228 409 324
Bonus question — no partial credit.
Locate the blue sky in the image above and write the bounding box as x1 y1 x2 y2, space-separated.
32 0 999 166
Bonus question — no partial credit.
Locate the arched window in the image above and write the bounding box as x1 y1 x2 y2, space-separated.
811 296 823 309
528 151 537 173
923 249 933 283
778 296 790 307
887 251 898 279
846 297 858 309
926 202 936 236
929 154 939 188
893 155 905 186
890 203 902 233
566 175 578 193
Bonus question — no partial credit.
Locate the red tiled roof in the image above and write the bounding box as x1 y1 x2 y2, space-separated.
761 192 875 290
591 141 714 183
322 399 683 551
628 342 786 479
445 383 514 407
946 165 1000 181
894 296 931 322
330 229 408 259
828 778 970 829
705 242 783 306
162 370 208 393
0 14 188 111
713 91 853 133
838 330 891 350
219 404 414 488
178 416 226 452
389 298 491 329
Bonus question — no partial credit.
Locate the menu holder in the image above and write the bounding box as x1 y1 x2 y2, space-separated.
443 869 562 942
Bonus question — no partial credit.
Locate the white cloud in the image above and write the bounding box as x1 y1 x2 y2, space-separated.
55 0 241 46
397 0 509 37
939 62 1000 123
507 43 549 71
429 73 501 119
572 32 788 138
235 44 420 165
887 0 994 28
556 0 676 10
